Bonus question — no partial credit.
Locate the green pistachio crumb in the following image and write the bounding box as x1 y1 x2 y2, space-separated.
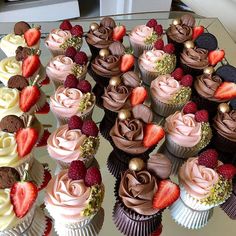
155 54 176 75
60 36 82 50
81 136 100 157
78 93 95 112
170 87 191 105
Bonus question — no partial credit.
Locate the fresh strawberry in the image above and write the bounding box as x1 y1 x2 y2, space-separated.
112 25 126 41
208 49 225 66
217 164 236 179
163 43 175 54
70 25 83 37
153 180 180 210
130 87 147 106
20 85 40 112
60 20 72 30
143 124 165 148
36 129 51 147
10 181 38 218
40 76 50 85
35 102 50 114
154 39 164 50
214 82 236 100
146 19 158 28
43 217 53 236
85 167 102 187
180 74 193 87
198 149 218 169
171 67 184 81
24 28 41 46
38 169 51 191
16 128 39 157
192 26 204 40
183 101 198 114
195 109 209 122
22 55 40 78
120 54 135 72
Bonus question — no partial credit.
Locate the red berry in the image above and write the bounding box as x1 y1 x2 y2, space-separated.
154 24 163 36
154 39 164 50
68 115 83 130
198 149 218 169
163 43 175 54
217 164 236 180
60 20 72 30
68 160 87 180
64 74 78 88
65 46 77 60
195 109 209 122
84 167 102 187
70 25 83 37
81 120 99 137
74 51 88 65
183 101 198 114
146 19 158 28
180 74 193 87
171 68 184 81
77 80 92 93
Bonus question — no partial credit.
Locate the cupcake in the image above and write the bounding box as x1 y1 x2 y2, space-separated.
129 18 163 57
45 19 83 56
0 21 40 57
165 101 212 158
45 161 104 236
150 73 192 117
138 41 176 85
170 151 234 229
47 116 99 169
50 78 95 125
113 157 179 236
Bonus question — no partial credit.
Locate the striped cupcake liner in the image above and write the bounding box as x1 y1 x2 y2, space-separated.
138 62 159 86
221 190 236 220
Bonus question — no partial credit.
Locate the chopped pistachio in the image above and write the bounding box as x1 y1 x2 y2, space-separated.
195 122 212 150
72 64 85 77
155 54 176 75
170 87 191 105
78 93 95 112
81 136 100 157
60 36 82 50
144 32 158 45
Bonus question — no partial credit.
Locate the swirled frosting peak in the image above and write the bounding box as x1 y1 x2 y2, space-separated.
167 24 192 43
130 25 154 46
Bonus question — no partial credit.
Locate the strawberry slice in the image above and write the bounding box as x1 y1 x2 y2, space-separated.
35 102 50 114
20 85 41 112
153 180 180 210
143 124 165 148
214 82 236 100
22 55 40 78
16 128 39 157
192 25 204 40
208 49 225 66
36 129 51 147
130 86 147 106
43 216 53 236
112 25 126 41
24 28 41 46
120 54 135 72
38 169 52 191
10 181 38 218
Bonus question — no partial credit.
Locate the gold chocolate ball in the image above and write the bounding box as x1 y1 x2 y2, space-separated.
109 76 121 86
184 40 194 49
90 22 99 31
99 49 110 58
129 158 145 171
118 109 131 121
172 18 181 25
204 66 214 75
218 103 230 113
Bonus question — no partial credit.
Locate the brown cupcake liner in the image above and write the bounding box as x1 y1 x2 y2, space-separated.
180 61 204 77
129 39 154 58
99 114 115 142
86 42 105 61
138 62 159 86
221 191 236 220
92 83 105 108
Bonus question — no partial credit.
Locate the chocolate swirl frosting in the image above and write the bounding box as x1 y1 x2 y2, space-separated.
110 118 148 154
167 24 192 43
213 110 236 142
122 71 141 88
119 170 159 215
180 47 209 69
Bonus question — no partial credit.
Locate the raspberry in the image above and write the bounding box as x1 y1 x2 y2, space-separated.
180 74 193 87
74 51 88 65
60 20 72 30
183 101 198 114
154 39 164 50
146 19 158 28
68 160 87 180
68 115 83 130
154 24 163 36
77 80 92 93
217 164 236 179
84 167 102 187
198 149 218 169
65 46 77 60
195 109 209 122
81 120 99 137
171 68 184 81
163 43 175 54
70 25 83 37
64 74 78 88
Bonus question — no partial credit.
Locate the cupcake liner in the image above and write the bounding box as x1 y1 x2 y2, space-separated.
28 89 47 114
129 38 154 58
15 153 34 177
28 158 45 188
92 83 105 108
47 47 66 57
180 61 204 77
86 42 104 61
138 62 159 86
221 191 236 220
99 114 115 142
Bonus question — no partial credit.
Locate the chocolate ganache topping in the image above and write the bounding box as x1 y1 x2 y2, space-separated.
108 41 125 56
180 14 196 27
132 104 153 123
167 24 192 43
122 71 141 88
110 118 148 154
180 47 209 69
119 169 159 215
213 110 236 142
100 17 116 29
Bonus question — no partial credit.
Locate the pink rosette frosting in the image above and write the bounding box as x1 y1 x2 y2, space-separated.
179 157 219 199
47 124 87 163
45 170 91 222
139 49 165 72
130 25 154 46
151 74 182 103
165 111 201 147
45 29 72 50
46 55 75 82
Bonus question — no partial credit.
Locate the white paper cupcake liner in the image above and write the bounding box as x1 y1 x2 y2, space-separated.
28 158 45 188
138 62 159 86
15 153 34 177
129 38 154 58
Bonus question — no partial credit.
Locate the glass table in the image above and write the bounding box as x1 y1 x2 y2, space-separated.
0 12 235 236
